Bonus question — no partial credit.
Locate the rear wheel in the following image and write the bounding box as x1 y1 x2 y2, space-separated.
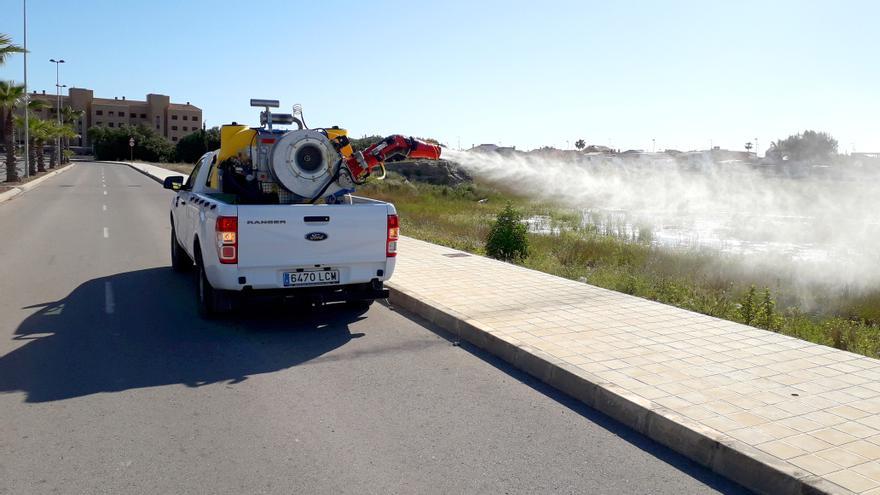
195 251 236 318
170 227 191 272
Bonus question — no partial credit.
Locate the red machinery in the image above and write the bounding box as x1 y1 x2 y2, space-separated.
344 135 443 183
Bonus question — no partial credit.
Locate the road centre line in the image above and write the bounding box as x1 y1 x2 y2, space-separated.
103 227 109 238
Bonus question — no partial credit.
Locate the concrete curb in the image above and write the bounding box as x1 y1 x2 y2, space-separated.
0 164 76 204
386 286 851 495
0 188 22 203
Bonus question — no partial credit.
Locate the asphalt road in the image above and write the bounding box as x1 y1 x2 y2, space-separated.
0 162 749 494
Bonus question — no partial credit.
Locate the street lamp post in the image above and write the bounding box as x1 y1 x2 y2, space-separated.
23 0 28 178
50 59 65 168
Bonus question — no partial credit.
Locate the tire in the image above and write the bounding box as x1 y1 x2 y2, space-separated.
195 257 236 318
170 227 192 272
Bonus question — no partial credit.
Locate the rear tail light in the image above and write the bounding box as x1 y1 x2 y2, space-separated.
387 214 399 257
216 216 238 264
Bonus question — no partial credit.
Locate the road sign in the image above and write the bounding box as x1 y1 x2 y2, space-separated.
129 138 135 162
129 138 135 147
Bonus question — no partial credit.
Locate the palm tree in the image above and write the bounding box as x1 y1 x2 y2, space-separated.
15 111 49 176
44 120 60 169
24 99 48 174
56 123 76 165
0 34 25 65
60 106 84 161
0 81 25 182
31 119 51 173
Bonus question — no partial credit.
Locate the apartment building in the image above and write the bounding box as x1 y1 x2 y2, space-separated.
22 87 202 146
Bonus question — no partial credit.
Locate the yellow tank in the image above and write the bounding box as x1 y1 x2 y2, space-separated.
218 124 256 162
325 126 353 157
212 124 257 188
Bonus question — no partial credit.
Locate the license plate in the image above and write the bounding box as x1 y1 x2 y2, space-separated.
283 270 340 287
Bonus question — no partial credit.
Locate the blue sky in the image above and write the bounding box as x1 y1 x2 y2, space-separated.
2 0 878 153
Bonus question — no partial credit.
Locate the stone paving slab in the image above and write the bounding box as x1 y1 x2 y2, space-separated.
387 236 880 495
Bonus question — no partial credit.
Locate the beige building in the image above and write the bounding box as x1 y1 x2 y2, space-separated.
21 87 202 146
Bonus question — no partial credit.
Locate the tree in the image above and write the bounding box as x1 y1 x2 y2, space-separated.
0 34 25 65
42 120 71 169
30 119 51 173
55 123 76 165
60 106 84 158
485 202 529 262
14 99 49 176
175 127 220 163
0 81 25 181
575 139 586 150
744 142 753 152
88 124 175 162
767 130 838 162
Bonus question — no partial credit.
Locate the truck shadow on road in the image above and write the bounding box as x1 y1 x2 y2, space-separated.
0 267 365 403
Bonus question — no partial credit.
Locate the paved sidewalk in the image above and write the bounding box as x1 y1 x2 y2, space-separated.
122 161 188 183
387 237 880 495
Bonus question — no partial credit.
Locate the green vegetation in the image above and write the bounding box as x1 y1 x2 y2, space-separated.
350 135 384 152
1 34 78 182
175 127 220 163
88 124 176 162
0 34 25 65
0 80 25 181
485 203 529 261
767 130 838 162
87 124 220 165
359 175 880 358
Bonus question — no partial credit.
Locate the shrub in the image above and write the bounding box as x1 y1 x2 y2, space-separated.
485 202 529 261
88 124 175 162
175 127 220 163
739 285 758 325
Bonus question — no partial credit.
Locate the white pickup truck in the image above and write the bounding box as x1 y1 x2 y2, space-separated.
164 151 399 317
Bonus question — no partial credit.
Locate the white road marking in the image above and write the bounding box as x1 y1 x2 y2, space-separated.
103 227 109 238
102 204 107 211
104 282 115 314
103 191 108 195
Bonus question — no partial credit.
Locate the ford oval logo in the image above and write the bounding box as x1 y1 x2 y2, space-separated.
305 232 328 241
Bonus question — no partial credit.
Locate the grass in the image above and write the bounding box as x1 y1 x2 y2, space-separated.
360 173 880 358
148 162 194 175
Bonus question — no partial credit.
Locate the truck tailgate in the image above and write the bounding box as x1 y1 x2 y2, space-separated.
236 204 389 268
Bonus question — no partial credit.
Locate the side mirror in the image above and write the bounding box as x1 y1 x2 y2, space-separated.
163 176 185 190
